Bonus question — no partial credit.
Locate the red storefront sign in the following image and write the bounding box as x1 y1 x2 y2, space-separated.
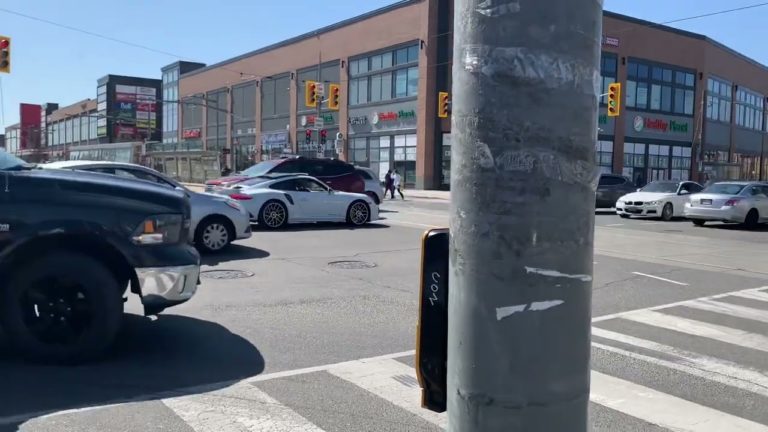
115 92 137 102
182 128 202 139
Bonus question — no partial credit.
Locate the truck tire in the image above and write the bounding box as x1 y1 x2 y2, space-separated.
0 252 124 364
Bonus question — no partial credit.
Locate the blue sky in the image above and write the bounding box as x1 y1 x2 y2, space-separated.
1 0 766 127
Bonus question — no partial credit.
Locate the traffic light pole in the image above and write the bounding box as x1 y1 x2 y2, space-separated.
447 0 601 431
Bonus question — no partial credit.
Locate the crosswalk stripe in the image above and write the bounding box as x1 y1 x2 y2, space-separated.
590 370 768 431
729 290 768 303
327 357 448 428
592 328 768 396
621 309 768 353
162 382 325 432
685 299 768 324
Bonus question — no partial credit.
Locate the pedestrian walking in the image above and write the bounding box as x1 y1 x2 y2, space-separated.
384 170 395 199
393 169 404 200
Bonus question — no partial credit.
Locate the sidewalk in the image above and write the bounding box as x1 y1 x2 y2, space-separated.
183 182 451 201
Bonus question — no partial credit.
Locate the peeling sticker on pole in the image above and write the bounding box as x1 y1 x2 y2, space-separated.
525 266 592 282
461 45 598 94
496 300 565 320
476 0 520 17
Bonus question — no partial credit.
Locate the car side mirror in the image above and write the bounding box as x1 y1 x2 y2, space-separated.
637 188 641 192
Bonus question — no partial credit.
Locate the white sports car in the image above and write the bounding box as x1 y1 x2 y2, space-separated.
216 173 379 229
615 180 704 221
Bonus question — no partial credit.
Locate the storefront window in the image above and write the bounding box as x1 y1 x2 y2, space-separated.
595 140 613 173
733 152 761 180
599 54 617 105
647 144 670 181
671 146 692 180
623 142 647 186
627 59 694 115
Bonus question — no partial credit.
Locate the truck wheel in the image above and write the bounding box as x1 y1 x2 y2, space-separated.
0 252 124 364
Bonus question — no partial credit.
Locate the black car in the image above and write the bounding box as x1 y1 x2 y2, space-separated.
596 173 635 208
0 151 200 363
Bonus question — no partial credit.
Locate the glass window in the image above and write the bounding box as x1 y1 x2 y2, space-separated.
638 64 649 79
661 86 672 112
674 90 685 114
684 90 694 115
652 67 663 81
627 62 638 78
650 84 661 110
395 48 409 65
407 45 419 63
595 140 613 174
662 69 673 82
626 81 636 107
636 82 648 109
407 67 419 96
736 86 764 131
395 69 408 98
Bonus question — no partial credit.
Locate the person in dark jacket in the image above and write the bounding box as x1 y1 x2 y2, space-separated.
384 170 395 199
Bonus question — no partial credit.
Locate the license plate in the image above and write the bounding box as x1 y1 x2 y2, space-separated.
701 199 712 205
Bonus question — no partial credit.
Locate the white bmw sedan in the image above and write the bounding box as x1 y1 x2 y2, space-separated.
216 173 379 229
616 180 704 221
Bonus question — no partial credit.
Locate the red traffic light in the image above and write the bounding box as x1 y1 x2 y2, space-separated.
320 129 327 138
0 40 8 49
305 130 312 138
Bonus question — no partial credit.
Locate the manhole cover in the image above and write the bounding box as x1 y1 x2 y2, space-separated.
328 260 377 270
201 270 255 280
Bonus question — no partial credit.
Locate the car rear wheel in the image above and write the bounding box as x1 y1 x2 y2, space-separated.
195 217 233 253
692 220 706 227
347 200 370 226
0 252 124 364
258 200 289 229
661 203 674 221
744 209 760 230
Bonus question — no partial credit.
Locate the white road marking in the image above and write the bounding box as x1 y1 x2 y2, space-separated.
592 328 768 396
593 286 768 323
729 290 768 303
590 370 768 432
163 382 325 432
605 223 625 227
685 299 768 324
327 358 447 428
622 309 768 353
631 271 689 286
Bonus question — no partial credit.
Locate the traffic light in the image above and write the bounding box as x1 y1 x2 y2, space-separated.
438 92 450 118
305 129 312 145
607 82 621 117
328 84 340 110
305 80 318 108
320 129 328 146
0 36 10 74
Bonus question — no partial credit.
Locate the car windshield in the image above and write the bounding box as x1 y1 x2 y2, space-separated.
703 183 747 195
640 181 679 193
240 160 282 177
0 149 31 170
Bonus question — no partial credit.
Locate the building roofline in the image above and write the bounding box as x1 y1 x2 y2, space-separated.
604 10 768 73
181 0 420 79
162 60 206 72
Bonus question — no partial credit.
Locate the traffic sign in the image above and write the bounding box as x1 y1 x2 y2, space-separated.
314 116 325 129
315 82 325 96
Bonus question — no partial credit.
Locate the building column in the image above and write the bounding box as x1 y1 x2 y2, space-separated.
339 58 350 161
416 0 440 189
254 80 263 161
289 72 298 154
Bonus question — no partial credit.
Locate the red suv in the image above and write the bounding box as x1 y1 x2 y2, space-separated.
205 157 365 194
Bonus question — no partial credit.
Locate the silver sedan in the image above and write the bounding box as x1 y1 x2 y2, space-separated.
684 181 768 229
42 161 252 253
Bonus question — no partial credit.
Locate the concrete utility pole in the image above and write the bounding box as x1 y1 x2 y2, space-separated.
447 0 601 431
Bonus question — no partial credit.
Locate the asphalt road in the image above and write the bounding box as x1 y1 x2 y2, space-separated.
2 198 768 431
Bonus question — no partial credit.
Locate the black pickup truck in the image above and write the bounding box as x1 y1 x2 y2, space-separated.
0 150 200 363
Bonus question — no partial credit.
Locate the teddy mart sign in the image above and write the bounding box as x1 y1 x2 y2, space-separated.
347 101 418 135
625 112 693 142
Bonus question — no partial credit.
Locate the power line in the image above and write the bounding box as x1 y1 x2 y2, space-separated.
659 2 768 25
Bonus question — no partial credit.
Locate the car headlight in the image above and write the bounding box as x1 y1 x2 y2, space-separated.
647 201 660 206
132 214 183 245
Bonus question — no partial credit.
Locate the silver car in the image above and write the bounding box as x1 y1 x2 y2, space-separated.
355 166 384 205
684 181 768 229
42 161 252 252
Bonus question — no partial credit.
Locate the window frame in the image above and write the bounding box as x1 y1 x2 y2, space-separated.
348 42 420 107
626 58 696 116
